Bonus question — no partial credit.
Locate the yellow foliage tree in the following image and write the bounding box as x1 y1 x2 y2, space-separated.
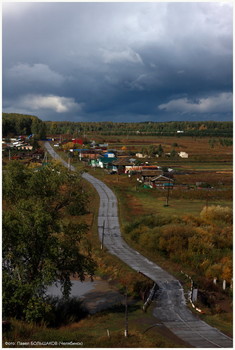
221 257 233 281
62 142 75 151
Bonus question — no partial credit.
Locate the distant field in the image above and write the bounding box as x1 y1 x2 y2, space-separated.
124 191 231 221
181 164 232 171
48 141 232 221
88 134 233 172
93 135 232 153
112 185 232 225
85 167 232 221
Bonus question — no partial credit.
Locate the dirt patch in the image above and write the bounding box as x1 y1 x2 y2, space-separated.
125 194 146 217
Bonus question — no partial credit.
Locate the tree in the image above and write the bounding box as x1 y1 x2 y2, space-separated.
62 142 75 151
2 162 96 323
30 138 40 150
170 149 177 158
172 142 178 147
39 122 47 139
157 144 164 157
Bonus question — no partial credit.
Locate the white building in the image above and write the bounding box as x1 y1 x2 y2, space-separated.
178 152 188 158
135 153 148 158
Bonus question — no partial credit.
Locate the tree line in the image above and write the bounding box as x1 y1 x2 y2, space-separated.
2 113 46 139
2 113 232 138
45 120 232 137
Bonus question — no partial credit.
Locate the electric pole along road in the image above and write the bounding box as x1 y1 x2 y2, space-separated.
45 142 232 348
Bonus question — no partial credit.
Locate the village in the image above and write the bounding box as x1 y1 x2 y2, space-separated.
51 136 222 193
2 135 44 165
3 133 225 194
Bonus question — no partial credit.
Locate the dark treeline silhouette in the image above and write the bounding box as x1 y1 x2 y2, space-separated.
2 113 232 137
2 113 46 139
45 120 233 137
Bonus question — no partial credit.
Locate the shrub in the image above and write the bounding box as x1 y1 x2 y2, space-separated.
46 297 88 327
200 205 232 224
124 208 232 285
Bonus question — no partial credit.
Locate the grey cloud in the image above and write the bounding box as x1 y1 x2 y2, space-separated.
2 2 233 122
5 94 84 114
100 48 143 64
7 63 65 86
158 93 233 114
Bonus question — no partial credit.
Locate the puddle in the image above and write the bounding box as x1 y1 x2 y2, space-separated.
47 280 97 298
47 279 124 314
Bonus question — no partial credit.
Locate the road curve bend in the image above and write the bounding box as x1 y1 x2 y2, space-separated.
45 142 233 348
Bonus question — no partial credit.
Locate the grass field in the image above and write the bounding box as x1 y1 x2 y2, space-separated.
86 167 232 220
90 134 232 159
3 303 185 348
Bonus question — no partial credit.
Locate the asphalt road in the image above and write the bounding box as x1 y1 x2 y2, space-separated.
45 142 233 348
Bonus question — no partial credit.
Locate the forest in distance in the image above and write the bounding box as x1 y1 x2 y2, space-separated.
2 112 233 138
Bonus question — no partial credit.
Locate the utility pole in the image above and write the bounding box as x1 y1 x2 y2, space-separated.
8 149 11 161
124 287 129 337
101 220 105 250
165 184 170 206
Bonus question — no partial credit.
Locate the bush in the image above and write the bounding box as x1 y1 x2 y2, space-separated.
124 208 232 284
46 297 88 327
200 205 232 224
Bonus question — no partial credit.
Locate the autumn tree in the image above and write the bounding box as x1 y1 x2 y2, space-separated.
62 142 76 151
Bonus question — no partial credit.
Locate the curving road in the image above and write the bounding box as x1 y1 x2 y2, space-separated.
45 142 233 348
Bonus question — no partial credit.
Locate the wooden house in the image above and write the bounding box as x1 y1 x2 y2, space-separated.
150 175 174 189
140 170 163 183
112 157 135 174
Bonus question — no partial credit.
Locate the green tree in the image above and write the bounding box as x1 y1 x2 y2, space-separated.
157 144 164 157
170 149 177 158
172 142 178 147
2 162 95 323
39 122 47 139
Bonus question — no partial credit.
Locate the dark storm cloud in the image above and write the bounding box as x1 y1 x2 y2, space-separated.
2 2 233 122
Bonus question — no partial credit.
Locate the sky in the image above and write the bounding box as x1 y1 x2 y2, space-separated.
2 1 233 123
